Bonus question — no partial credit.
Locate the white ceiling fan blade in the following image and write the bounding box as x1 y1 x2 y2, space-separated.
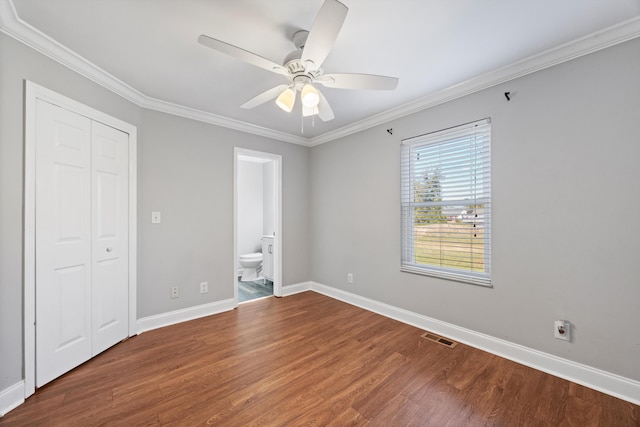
301 0 348 70
317 89 334 122
198 34 289 77
317 73 399 90
241 85 290 109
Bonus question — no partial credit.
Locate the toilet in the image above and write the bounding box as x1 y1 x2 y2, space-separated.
239 252 263 282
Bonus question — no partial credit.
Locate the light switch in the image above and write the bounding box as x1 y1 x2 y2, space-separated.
151 211 161 224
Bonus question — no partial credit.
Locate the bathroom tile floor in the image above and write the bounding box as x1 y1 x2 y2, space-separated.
238 278 273 302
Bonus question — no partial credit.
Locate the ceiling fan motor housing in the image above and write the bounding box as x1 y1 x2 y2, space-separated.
292 30 309 51
283 30 323 83
285 60 322 85
283 51 305 74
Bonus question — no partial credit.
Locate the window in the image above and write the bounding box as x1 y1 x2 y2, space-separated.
401 118 491 286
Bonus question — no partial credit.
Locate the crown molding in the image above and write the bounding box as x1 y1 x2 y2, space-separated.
0 0 309 146
139 96 309 146
308 15 640 146
0 0 147 105
1 0 638 147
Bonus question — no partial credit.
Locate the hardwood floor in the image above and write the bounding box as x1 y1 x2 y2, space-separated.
2 291 638 426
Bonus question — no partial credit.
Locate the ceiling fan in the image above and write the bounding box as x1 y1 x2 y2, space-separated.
198 0 399 122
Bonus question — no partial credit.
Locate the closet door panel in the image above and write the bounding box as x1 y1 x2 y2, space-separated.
35 100 93 387
91 121 129 355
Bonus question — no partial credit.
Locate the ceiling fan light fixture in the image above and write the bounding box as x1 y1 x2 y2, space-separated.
301 84 320 108
275 88 296 112
302 105 319 117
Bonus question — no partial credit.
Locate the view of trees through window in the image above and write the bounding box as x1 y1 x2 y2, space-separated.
401 119 490 283
409 141 489 274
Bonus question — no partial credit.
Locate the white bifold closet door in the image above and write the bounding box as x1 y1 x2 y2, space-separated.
35 99 129 387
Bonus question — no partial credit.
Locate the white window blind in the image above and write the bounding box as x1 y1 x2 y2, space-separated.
401 118 491 286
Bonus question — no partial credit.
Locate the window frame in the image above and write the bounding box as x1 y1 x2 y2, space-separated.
400 118 492 287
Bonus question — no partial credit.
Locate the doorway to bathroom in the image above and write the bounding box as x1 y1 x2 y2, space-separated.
234 148 282 304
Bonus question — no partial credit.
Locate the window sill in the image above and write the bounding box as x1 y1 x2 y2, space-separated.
401 265 492 287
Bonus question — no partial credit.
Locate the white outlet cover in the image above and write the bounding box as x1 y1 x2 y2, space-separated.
554 320 571 341
152 211 161 223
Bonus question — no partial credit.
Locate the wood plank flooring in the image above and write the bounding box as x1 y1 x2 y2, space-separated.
2 291 638 426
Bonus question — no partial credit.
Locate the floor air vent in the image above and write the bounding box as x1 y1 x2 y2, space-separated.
421 332 458 348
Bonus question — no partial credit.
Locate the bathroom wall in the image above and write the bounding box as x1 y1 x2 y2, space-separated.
238 159 264 269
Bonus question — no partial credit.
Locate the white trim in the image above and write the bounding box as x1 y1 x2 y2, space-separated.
274 158 283 297
23 81 138 398
141 97 308 146
0 0 307 146
128 129 138 336
0 0 145 105
136 299 236 334
281 281 312 297
308 282 640 405
1 0 638 146
307 17 640 146
0 381 24 417
6 281 638 415
233 152 239 305
23 80 36 398
233 148 283 303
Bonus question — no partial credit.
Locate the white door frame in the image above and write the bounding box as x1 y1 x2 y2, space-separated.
23 81 138 397
233 148 283 302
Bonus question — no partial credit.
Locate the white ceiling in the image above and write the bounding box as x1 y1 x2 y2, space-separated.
5 0 640 143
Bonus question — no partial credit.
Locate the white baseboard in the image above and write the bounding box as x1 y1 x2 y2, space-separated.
137 298 236 334
6 284 637 418
281 281 312 297
309 282 640 405
0 381 24 417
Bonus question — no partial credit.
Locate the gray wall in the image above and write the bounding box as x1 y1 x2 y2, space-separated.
1 25 637 398
138 109 309 317
309 38 640 381
0 33 141 391
0 32 310 392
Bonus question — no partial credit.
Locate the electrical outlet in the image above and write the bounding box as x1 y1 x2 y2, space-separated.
200 282 208 294
171 286 179 299
554 320 570 341
347 273 353 284
152 211 161 224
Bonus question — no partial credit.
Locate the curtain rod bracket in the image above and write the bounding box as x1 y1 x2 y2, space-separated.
504 92 511 101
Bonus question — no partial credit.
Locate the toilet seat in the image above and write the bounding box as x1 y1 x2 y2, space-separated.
240 253 262 262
